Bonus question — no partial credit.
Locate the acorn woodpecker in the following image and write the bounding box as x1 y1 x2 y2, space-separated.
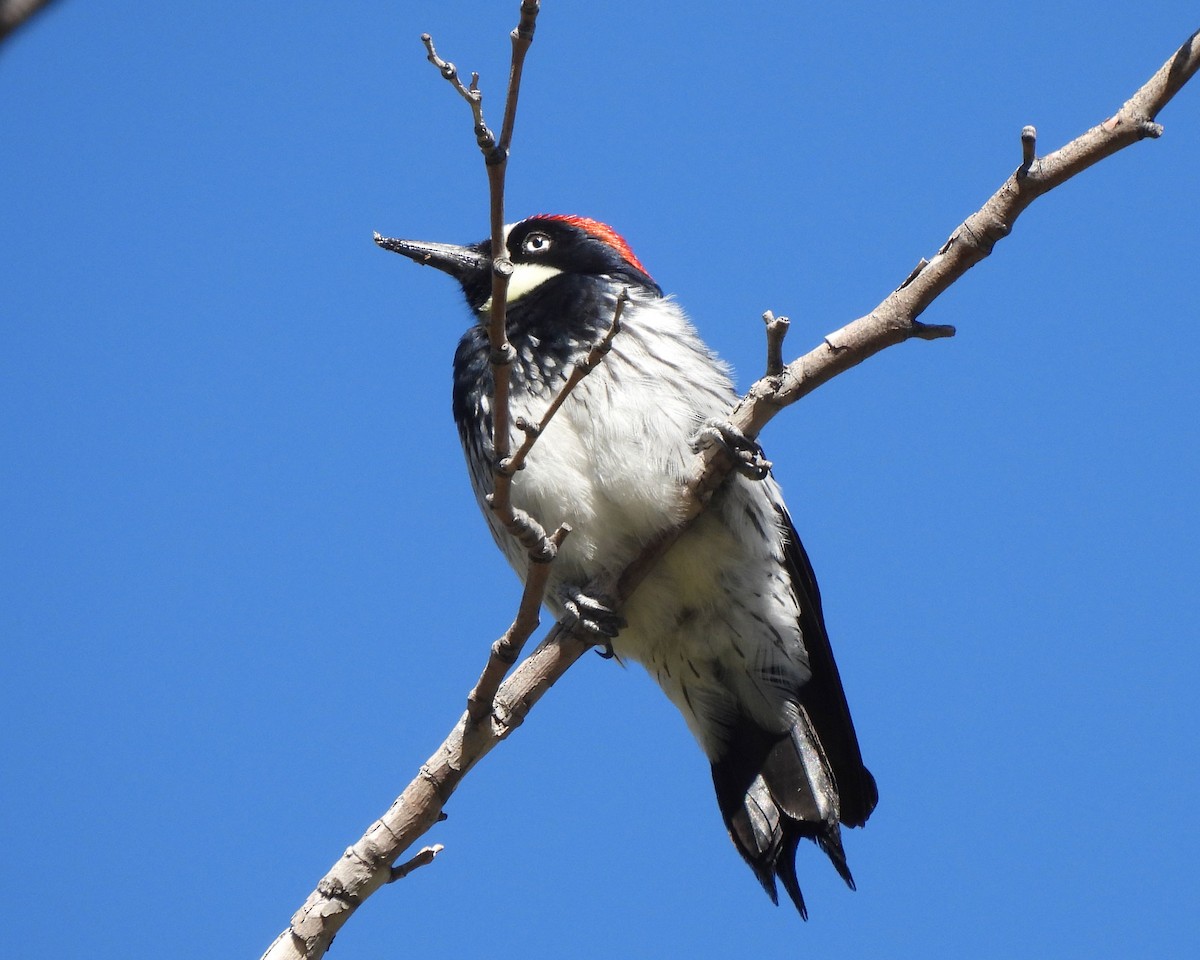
378 214 877 917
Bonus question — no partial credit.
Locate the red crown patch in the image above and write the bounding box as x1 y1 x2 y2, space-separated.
531 214 653 281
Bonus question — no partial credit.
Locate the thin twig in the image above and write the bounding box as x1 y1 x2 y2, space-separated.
480 3 540 565
729 25 1200 443
762 310 791 378
466 524 571 721
499 1 541 153
501 288 629 478
419 6 548 558
387 844 444 882
419 7 556 705
1020 125 1038 173
420 34 498 159
466 292 627 720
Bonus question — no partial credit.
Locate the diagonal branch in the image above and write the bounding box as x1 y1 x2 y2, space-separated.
260 25 1198 960
0 0 61 43
724 25 1200 447
465 522 569 721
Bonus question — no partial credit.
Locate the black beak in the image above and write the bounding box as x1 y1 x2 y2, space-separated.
374 233 489 286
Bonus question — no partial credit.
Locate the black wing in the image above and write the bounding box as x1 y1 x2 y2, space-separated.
779 505 878 828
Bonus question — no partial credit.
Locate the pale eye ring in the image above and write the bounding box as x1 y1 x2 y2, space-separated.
521 231 552 255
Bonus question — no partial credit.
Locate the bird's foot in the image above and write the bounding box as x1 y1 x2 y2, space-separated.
557 584 626 658
689 419 772 480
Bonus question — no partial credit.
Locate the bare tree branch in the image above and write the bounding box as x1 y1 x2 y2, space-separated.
499 0 541 153
386 844 444 883
260 24 1198 960
385 2 625 731
465 521 569 720
0 0 61 44
416 1 640 720
762 310 791 378
417 3 581 725
480 3 544 569
464 288 628 718
722 25 1199 445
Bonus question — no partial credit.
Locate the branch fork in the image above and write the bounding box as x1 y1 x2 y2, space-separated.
418 1 628 722
469 290 629 718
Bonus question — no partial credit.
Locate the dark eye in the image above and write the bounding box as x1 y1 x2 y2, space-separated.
521 231 552 255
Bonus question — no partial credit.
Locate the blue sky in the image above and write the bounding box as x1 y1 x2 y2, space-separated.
4 3 1198 958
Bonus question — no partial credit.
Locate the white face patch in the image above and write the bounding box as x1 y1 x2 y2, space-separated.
480 262 563 315
479 222 563 314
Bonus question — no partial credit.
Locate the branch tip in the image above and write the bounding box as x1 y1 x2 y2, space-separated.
1020 125 1037 172
529 537 558 564
911 320 957 341
762 310 791 377
489 342 517 366
515 416 541 439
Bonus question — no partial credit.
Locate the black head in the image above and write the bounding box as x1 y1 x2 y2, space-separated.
375 214 661 313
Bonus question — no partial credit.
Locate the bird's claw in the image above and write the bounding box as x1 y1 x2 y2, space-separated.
559 585 625 656
689 419 772 480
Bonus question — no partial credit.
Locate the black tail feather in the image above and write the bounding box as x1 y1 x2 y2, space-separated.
712 710 868 918
773 822 808 919
816 825 856 890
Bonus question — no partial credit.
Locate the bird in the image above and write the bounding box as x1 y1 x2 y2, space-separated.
377 214 878 917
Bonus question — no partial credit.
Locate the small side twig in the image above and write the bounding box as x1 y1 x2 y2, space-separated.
467 290 626 721
387 844 445 883
1020 124 1038 174
762 310 791 378
420 34 498 160
501 288 629 478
